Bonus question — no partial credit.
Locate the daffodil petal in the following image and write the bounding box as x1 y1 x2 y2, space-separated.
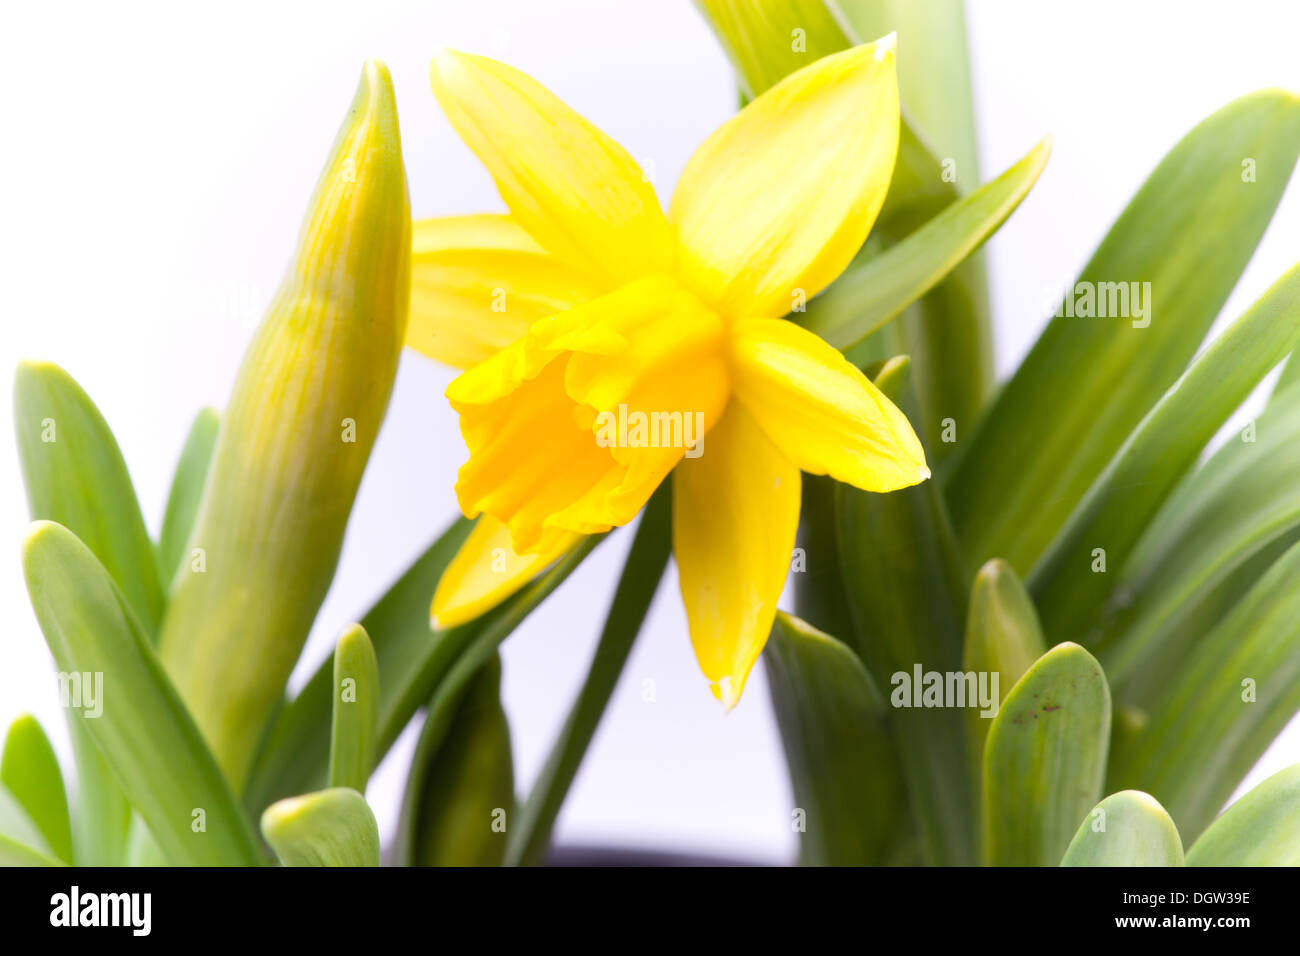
407 215 601 369
429 49 673 285
730 317 928 491
669 37 900 318
432 515 582 628
673 401 800 709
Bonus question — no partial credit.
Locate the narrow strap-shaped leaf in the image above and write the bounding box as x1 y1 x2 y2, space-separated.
962 559 1046 781
14 361 164 634
947 91 1300 573
328 624 379 793
982 642 1111 866
1093 380 1300 701
22 521 264 866
245 522 601 811
1108 537 1300 841
1185 765 1300 866
396 655 514 866
1031 261 1300 643
1 714 73 863
764 612 909 865
261 788 379 867
156 407 219 590
835 357 975 864
1060 791 1183 867
800 137 1049 352
507 485 671 866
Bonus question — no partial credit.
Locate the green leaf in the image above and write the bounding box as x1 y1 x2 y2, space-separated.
982 642 1111 866
1108 536 1300 840
396 655 514 867
693 0 854 98
245 516 472 808
1186 765 1300 866
1031 261 1300 643
245 520 601 811
328 624 379 793
1060 790 1184 867
946 90 1300 573
13 362 165 864
835 356 975 865
507 485 671 866
764 612 909 865
838 0 982 189
157 407 219 590
800 137 1049 353
1 714 73 863
14 361 164 634
962 559 1046 778
22 521 264 866
0 782 56 862
261 788 379 867
836 0 994 445
1096 380 1300 700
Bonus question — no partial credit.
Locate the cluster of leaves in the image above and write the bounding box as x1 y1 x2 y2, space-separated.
727 0 1300 865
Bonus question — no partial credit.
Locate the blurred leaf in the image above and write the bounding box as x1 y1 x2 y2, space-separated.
693 0 854 97
22 521 263 866
962 559 1046 778
801 137 1049 352
396 655 514 867
261 788 379 867
835 356 975 864
156 407 219 590
947 91 1300 573
1108 537 1300 841
982 642 1111 866
1031 261 1300 644
1 714 73 863
1060 790 1183 867
0 781 56 863
838 0 981 188
246 521 600 811
764 611 908 865
14 360 164 633
1097 380 1300 700
328 624 379 793
507 486 671 866
1186 765 1300 866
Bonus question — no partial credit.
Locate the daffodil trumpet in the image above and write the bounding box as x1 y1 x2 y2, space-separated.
411 35 929 707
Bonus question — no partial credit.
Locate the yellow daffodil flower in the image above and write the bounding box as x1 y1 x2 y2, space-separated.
410 36 929 708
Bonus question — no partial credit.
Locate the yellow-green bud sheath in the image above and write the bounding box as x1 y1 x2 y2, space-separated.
158 60 410 788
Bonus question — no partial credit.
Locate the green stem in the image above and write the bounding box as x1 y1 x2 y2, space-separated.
506 484 672 866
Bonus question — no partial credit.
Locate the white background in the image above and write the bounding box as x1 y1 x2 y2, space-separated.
4 0 1300 863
